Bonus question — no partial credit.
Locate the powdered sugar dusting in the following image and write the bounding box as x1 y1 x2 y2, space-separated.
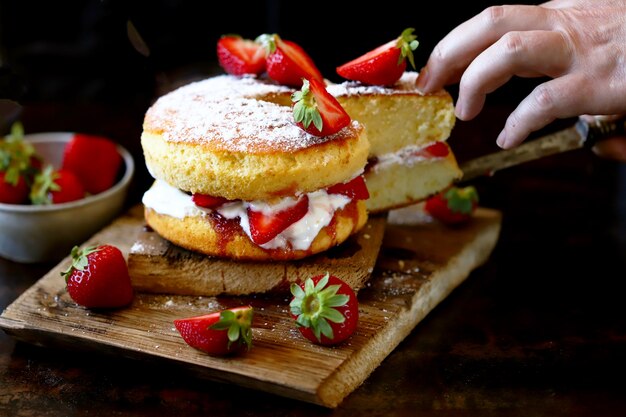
144 75 358 153
327 71 423 97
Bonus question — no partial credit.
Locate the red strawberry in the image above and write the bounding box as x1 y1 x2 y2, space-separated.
192 193 232 208
420 141 450 158
326 175 369 201
247 195 309 245
62 245 134 309
337 28 419 86
424 185 479 225
289 272 358 345
256 34 324 87
62 133 122 195
292 78 351 137
174 306 253 356
217 35 266 75
30 166 85 204
0 121 42 203
0 171 29 204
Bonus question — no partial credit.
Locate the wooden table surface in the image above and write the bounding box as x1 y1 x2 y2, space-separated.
1 100 625 416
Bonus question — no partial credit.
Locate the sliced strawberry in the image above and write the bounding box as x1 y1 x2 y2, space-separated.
415 141 450 158
0 171 29 204
424 185 479 225
174 306 254 356
256 34 324 87
336 28 419 86
62 133 122 195
292 78 351 137
217 35 266 75
247 195 309 245
30 166 85 204
326 175 369 200
192 193 232 208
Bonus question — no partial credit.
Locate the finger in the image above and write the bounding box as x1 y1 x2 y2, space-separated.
456 30 571 121
497 73 591 148
417 4 555 93
592 137 626 162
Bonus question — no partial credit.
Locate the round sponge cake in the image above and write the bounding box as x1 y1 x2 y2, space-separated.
140 74 370 261
142 75 369 201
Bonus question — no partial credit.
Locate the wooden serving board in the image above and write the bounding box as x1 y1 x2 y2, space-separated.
128 213 387 296
0 204 502 408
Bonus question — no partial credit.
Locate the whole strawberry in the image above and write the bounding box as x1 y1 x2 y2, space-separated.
424 185 479 225
62 133 122 195
256 33 324 87
290 273 358 346
0 121 42 204
337 27 419 86
62 245 134 308
30 166 85 204
174 306 254 356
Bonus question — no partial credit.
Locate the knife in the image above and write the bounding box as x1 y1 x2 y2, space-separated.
458 116 626 182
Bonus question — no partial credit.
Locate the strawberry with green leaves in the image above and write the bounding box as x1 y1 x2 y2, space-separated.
174 306 254 356
256 33 324 87
337 28 419 86
292 78 351 137
30 165 85 204
62 245 134 309
62 133 122 195
217 35 266 75
424 185 479 225
290 273 358 346
0 122 41 204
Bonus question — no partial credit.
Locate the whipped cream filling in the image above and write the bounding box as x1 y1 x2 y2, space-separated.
142 180 351 251
371 142 445 173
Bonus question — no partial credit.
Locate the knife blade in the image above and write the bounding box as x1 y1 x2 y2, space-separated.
458 116 626 182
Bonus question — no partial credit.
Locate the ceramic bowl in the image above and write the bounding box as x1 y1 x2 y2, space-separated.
0 132 134 263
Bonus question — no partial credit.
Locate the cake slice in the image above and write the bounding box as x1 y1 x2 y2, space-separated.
327 72 462 213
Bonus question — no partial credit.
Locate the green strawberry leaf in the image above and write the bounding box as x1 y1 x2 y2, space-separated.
444 186 479 214
396 27 419 68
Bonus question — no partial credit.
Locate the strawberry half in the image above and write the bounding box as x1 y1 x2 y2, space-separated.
413 142 450 159
217 35 266 75
174 306 254 356
30 166 85 204
62 245 134 309
336 27 419 86
256 33 324 87
424 185 479 225
292 78 351 137
247 195 309 245
326 175 369 200
62 133 122 195
192 193 232 209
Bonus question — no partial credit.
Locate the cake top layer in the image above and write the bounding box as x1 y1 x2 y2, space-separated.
143 75 360 154
327 72 447 97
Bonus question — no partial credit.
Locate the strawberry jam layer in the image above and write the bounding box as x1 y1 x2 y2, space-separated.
142 177 365 251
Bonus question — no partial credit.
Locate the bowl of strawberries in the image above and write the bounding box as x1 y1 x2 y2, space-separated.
0 123 134 263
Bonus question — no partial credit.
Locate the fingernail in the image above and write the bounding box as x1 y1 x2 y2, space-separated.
455 100 465 120
496 131 507 148
416 66 429 93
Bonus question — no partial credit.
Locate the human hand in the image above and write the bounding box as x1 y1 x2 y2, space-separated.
416 0 626 155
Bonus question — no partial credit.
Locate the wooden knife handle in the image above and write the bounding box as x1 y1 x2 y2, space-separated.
578 115 626 147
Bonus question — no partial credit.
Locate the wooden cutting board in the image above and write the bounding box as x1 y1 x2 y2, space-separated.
0 204 502 408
